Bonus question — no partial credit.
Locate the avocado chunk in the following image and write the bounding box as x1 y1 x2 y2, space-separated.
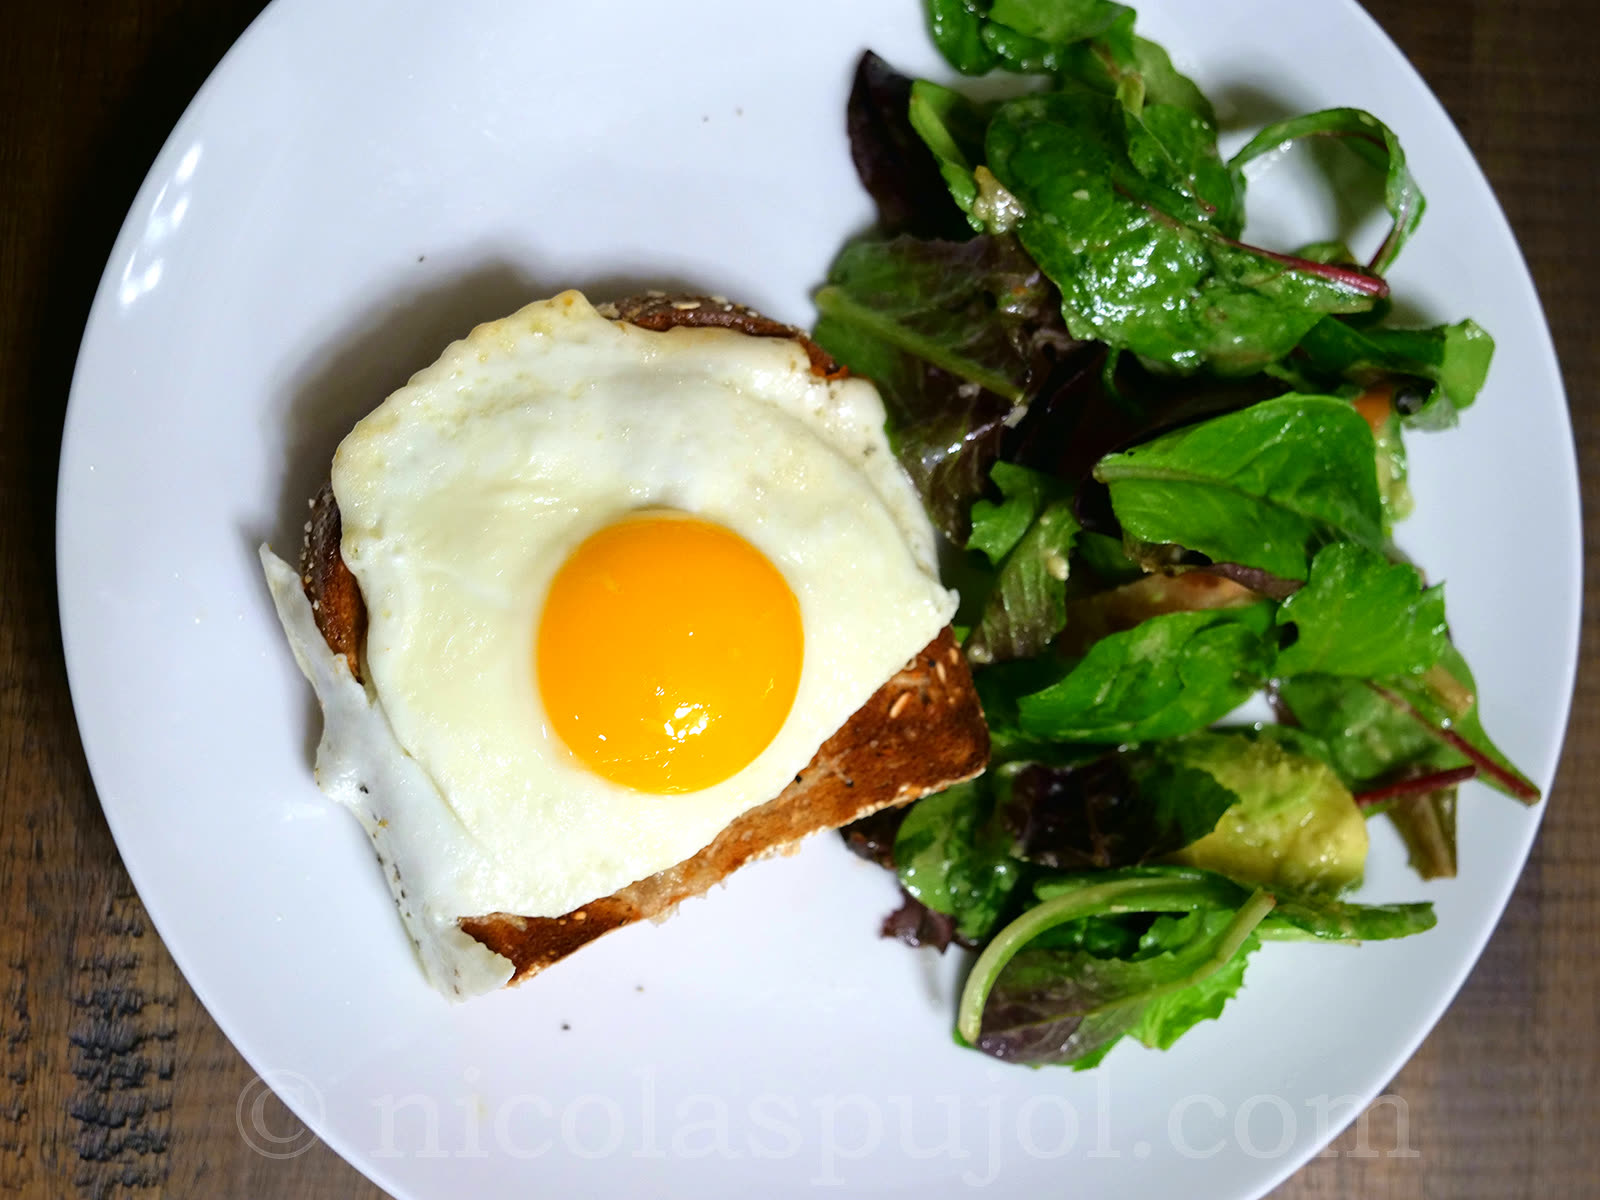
1166 733 1368 895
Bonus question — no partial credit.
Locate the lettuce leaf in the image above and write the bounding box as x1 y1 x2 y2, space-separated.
813 234 1075 542
846 52 977 240
997 751 1238 870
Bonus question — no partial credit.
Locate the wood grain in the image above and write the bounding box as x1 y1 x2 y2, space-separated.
0 1 1593 1197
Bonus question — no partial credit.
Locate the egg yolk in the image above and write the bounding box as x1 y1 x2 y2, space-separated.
537 512 804 794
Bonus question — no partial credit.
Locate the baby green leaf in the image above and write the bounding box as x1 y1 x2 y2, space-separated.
968 497 1081 663
908 79 992 225
968 462 1058 564
1297 317 1495 430
965 884 1274 1063
1383 787 1459 880
812 234 1067 542
1126 923 1254 1050
986 0 1132 47
1275 542 1449 678
1229 108 1424 276
1016 603 1277 742
925 0 1001 75
1094 395 1386 579
924 0 1133 76
1054 19 1216 123
846 52 977 241
1275 672 1440 787
1381 645 1539 801
895 782 1024 943
997 750 1239 870
1029 865 1436 943
1278 644 1539 802
984 93 1384 372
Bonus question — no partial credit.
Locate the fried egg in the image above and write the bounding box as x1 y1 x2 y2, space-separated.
262 291 955 996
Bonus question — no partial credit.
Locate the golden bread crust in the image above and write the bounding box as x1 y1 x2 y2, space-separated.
460 627 984 981
301 484 367 680
300 293 988 983
599 292 846 379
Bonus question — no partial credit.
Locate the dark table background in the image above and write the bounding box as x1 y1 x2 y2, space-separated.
2 1 1595 1196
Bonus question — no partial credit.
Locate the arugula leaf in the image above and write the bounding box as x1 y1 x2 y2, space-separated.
969 498 1081 663
1296 317 1495 431
964 460 1081 663
813 234 1069 541
1229 108 1425 276
997 750 1239 870
969 461 1058 564
895 781 1024 943
1016 603 1276 742
983 92 1386 373
1094 394 1386 579
1275 542 1448 678
846 53 977 241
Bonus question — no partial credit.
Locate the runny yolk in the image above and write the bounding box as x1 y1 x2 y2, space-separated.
536 512 804 794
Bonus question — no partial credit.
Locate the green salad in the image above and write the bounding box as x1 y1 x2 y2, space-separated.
820 0 1539 1068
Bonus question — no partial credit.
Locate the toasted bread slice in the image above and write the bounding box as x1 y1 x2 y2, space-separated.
298 294 988 984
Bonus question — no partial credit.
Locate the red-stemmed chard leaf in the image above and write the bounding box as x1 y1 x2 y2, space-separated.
1228 107 1426 276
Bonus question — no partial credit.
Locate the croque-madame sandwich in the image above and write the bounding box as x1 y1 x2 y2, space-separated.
260 290 988 998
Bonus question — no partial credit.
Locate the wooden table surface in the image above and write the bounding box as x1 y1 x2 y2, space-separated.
2 1 1594 1196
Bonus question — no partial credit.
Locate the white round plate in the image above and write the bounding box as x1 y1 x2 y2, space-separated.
59 1 1579 1197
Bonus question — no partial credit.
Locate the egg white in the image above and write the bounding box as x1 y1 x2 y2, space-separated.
264 291 955 994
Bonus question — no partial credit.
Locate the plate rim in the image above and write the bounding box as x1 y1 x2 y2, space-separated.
54 1 1583 1197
